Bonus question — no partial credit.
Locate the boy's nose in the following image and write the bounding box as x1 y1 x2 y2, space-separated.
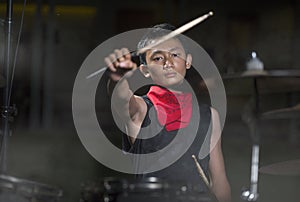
163 56 174 69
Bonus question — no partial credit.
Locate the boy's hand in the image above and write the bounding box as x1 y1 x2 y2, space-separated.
104 48 137 81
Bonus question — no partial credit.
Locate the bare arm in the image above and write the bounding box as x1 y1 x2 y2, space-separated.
209 108 231 202
105 48 147 143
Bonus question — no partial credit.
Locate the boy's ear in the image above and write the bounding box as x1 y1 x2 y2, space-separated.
139 64 150 78
186 54 192 69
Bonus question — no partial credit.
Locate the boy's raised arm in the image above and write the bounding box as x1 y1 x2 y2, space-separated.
104 48 147 142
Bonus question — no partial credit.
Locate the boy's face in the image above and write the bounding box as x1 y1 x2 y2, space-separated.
140 38 192 88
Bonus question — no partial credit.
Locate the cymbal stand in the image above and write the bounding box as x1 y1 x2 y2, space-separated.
0 0 17 174
241 78 261 201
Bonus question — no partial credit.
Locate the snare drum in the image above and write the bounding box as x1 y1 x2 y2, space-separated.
81 177 216 202
0 174 63 202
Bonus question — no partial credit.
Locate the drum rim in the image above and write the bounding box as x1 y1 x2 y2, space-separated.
103 176 163 183
81 177 216 201
101 177 204 193
0 174 63 197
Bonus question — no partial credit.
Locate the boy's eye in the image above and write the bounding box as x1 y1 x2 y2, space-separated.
171 53 180 57
152 56 164 61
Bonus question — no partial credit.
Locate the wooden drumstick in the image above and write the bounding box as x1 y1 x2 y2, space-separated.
137 11 213 54
192 155 220 202
192 155 210 188
86 11 214 79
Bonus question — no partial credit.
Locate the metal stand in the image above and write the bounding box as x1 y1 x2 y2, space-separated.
223 66 300 202
241 144 260 201
0 0 15 174
241 78 261 201
0 2 64 201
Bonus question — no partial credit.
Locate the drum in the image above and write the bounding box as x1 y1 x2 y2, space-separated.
81 177 216 202
0 174 63 202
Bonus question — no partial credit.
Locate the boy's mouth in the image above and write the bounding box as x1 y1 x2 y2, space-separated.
165 72 177 78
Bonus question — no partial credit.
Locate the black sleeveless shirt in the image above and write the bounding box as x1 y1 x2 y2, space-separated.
122 95 212 193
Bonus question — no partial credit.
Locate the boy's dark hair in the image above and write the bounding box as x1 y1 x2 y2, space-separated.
137 23 187 65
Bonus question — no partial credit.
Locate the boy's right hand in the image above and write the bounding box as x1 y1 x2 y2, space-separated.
104 48 137 81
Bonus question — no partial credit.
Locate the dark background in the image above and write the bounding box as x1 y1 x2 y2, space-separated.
0 0 299 202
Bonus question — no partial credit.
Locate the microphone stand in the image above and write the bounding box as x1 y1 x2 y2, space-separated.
0 0 17 174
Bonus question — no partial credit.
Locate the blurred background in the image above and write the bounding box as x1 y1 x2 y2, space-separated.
0 0 299 202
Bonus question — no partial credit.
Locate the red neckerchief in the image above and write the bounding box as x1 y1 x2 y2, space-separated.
147 86 192 131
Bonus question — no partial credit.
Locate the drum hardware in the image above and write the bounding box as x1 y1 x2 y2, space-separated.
0 174 63 202
261 103 300 119
224 52 296 201
81 177 217 202
1 104 18 122
1 0 14 173
223 65 300 201
223 69 300 95
259 159 300 176
223 69 300 79
240 144 260 202
240 100 260 202
0 1 63 201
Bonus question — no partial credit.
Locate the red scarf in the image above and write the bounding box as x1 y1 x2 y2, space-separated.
147 86 192 131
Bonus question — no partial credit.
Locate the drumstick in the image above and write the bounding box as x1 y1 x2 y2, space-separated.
86 11 214 79
137 11 213 54
192 155 220 202
192 155 210 188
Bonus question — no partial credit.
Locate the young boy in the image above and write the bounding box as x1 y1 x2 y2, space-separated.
104 24 231 202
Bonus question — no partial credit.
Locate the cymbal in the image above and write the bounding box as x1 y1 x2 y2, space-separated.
222 69 300 95
223 77 300 95
259 159 300 176
223 69 300 79
261 104 300 119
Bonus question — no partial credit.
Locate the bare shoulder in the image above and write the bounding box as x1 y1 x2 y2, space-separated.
210 107 220 123
209 107 222 158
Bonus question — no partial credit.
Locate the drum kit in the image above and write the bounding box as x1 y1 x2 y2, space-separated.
0 174 63 202
222 52 300 201
80 177 217 202
1 2 299 201
79 63 300 202
0 8 221 201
